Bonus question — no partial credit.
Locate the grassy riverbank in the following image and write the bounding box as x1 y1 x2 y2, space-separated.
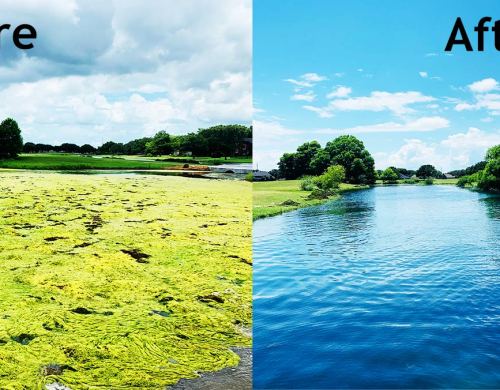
0 154 252 171
253 180 367 220
253 178 461 220
0 172 251 388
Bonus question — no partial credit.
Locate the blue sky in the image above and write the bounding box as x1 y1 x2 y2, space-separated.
254 0 500 171
0 0 251 146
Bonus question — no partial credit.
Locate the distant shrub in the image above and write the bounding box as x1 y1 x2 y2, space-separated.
300 176 316 191
245 172 253 182
314 165 345 190
424 178 434 185
380 167 399 184
307 188 332 200
403 178 417 184
457 175 472 187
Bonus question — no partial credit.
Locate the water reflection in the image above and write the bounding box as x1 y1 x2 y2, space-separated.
254 185 500 389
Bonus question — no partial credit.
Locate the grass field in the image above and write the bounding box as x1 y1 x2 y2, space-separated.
253 180 367 220
0 172 251 388
0 154 252 171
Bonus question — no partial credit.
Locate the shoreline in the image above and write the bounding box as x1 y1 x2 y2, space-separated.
253 179 463 220
253 180 369 220
169 347 252 390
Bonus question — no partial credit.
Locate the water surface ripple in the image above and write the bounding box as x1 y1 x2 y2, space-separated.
253 185 500 389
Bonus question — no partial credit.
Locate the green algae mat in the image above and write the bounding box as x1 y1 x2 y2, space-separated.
0 172 252 389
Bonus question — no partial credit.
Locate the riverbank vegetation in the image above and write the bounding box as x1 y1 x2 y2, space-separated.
257 135 497 220
457 145 500 192
0 172 252 388
253 180 367 219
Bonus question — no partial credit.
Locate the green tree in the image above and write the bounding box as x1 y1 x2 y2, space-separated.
485 145 500 161
146 131 173 156
0 118 23 158
324 135 376 184
81 144 97 154
314 165 345 190
477 144 500 192
278 153 299 179
23 142 36 153
416 164 439 179
380 167 399 183
197 124 251 158
295 141 322 176
310 149 331 176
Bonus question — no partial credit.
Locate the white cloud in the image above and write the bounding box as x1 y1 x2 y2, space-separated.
306 91 435 117
253 120 303 141
0 0 251 145
303 105 334 118
315 116 449 134
468 78 499 93
326 86 352 99
285 78 313 88
291 90 316 102
455 92 500 114
419 71 428 78
253 120 304 170
285 72 327 89
302 73 327 82
376 127 500 171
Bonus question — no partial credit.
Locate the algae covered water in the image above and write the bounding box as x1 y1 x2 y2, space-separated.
0 172 251 388
254 185 500 388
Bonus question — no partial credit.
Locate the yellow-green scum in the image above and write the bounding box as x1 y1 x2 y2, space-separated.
0 172 252 389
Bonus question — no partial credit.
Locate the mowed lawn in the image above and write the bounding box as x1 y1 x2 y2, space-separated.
0 154 252 171
0 172 252 388
253 180 366 219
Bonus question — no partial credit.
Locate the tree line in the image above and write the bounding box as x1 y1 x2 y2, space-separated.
270 134 499 193
272 135 377 184
1 118 252 158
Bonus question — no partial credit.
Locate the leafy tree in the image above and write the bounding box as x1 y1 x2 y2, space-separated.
324 135 376 184
59 143 81 153
35 143 54 153
179 132 208 156
198 124 251 158
380 167 399 183
314 165 345 190
23 142 37 153
98 141 124 155
81 144 97 154
124 137 152 155
309 149 331 176
477 145 500 192
146 131 173 156
416 164 439 178
486 145 500 161
295 141 322 176
278 153 299 179
0 118 23 158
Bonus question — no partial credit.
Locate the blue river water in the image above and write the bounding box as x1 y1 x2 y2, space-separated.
253 185 500 389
